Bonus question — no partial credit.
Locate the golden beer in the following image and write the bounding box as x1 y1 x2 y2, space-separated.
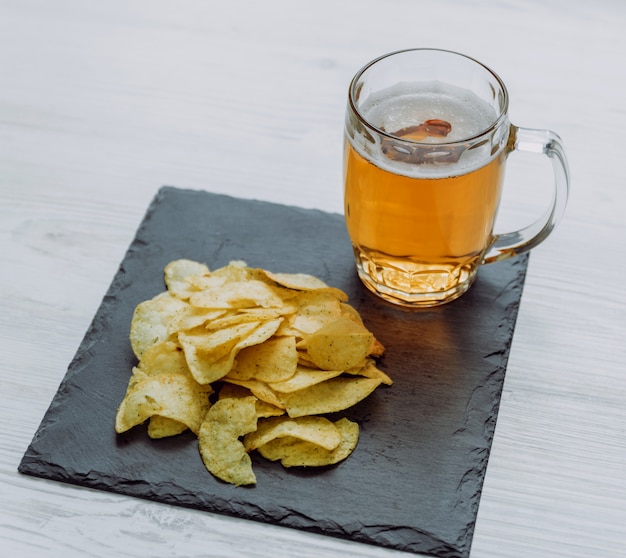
344 77 509 305
344 140 506 301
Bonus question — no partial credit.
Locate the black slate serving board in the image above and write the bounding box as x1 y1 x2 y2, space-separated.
20 187 528 558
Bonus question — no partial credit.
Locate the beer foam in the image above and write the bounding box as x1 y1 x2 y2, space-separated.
353 81 502 178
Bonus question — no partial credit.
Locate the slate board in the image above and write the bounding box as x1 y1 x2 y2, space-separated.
19 186 529 558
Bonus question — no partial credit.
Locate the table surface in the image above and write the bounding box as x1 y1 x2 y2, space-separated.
1 1 624 557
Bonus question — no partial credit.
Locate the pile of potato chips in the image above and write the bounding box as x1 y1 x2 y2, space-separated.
115 259 391 486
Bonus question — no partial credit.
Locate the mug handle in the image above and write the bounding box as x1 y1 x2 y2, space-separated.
484 125 570 263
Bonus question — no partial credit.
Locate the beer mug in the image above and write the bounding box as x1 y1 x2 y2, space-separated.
344 49 569 307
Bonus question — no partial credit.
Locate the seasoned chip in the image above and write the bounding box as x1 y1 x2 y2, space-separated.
243 416 341 452
209 260 252 283
224 378 285 409
255 404 286 419
229 336 298 382
295 350 318 368
218 383 285 418
261 269 350 301
137 341 191 378
217 382 252 400
185 273 229 293
369 337 386 358
168 306 226 333
261 270 329 290
178 321 260 376
204 310 281 331
339 302 364 324
190 280 284 310
130 292 188 358
148 416 188 439
164 259 210 299
302 317 373 370
219 383 285 418
115 373 212 435
280 290 343 337
180 319 282 384
180 322 260 360
198 396 258 486
280 377 382 418
346 358 393 386
135 341 205 438
267 365 344 393
257 417 359 467
136 341 200 438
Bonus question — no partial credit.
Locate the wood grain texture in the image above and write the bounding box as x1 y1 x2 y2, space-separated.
1 0 625 557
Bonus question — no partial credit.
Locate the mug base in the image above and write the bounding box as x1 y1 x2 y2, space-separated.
353 250 479 308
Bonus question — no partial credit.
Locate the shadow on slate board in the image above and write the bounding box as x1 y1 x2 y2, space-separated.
19 186 529 558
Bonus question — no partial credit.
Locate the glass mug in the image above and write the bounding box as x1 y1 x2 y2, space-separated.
344 48 569 307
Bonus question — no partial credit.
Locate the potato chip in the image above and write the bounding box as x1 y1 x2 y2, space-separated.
337 306 386 358
255 404 286 419
279 290 343 337
209 260 252 282
295 349 317 367
238 307 294 319
184 273 228 293
137 340 192 378
302 317 373 371
126 366 148 388
115 373 212 435
217 381 252 400
189 280 284 310
257 417 359 467
267 365 344 393
179 322 260 372
228 336 297 382
346 358 393 386
164 259 211 299
181 339 236 385
180 319 282 384
260 270 329 290
339 302 364 324
198 396 258 486
261 269 351 300
369 337 385 358
180 322 261 360
234 318 284 349
147 416 189 439
244 416 341 452
224 378 285 409
134 341 202 439
130 292 188 358
280 377 382 418
184 260 277 300
168 306 226 333
218 383 285 418
204 310 281 331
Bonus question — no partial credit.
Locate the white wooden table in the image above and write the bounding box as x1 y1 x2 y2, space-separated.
2 1 625 556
